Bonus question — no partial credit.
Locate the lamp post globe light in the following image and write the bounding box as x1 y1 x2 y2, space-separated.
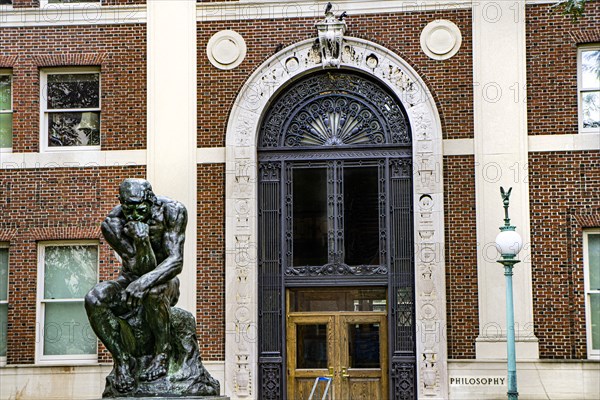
495 187 522 400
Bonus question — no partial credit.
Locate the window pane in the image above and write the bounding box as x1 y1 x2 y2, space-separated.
44 245 97 299
0 1 12 5
0 75 10 111
589 234 600 290
0 248 7 301
47 73 99 109
296 324 327 369
43 301 96 356
582 91 600 129
349 323 380 368
48 0 99 3
591 293 600 351
48 111 100 147
290 287 386 312
344 167 379 265
293 168 328 266
581 50 600 89
0 114 13 148
0 303 6 357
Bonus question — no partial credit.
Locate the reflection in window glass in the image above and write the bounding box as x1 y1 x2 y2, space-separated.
0 74 12 149
41 244 98 358
44 71 101 149
0 248 8 357
296 324 327 369
344 167 379 265
293 168 328 266
587 233 600 353
290 287 386 312
580 49 600 129
348 323 380 368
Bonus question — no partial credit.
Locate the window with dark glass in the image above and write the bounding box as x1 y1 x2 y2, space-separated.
290 162 382 267
42 70 100 150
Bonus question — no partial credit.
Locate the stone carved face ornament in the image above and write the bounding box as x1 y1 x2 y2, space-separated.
315 2 348 68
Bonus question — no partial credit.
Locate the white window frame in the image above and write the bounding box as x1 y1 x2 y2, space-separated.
584 229 600 360
36 241 99 365
0 69 13 153
0 243 8 367
40 67 101 152
40 0 101 9
0 1 12 10
578 44 600 134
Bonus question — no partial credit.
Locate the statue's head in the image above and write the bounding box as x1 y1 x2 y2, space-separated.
118 178 156 222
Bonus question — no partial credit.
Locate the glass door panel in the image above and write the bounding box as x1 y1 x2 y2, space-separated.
287 315 335 400
340 314 387 400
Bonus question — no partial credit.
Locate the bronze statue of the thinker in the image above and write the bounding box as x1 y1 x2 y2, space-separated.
85 178 219 397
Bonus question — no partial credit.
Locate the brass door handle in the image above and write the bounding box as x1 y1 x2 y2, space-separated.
327 366 334 378
341 367 349 379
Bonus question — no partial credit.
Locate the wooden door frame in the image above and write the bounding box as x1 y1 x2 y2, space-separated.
287 311 388 400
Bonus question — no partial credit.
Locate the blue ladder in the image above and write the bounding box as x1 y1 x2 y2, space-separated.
308 376 332 400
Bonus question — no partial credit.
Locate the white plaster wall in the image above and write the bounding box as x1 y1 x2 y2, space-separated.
147 0 198 315
0 362 226 400
472 0 538 359
449 360 600 400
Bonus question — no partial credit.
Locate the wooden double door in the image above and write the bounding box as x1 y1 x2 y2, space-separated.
287 312 388 400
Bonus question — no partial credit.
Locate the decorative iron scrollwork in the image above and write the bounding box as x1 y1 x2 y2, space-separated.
260 363 282 400
285 263 388 277
391 362 416 400
391 159 413 178
259 72 410 148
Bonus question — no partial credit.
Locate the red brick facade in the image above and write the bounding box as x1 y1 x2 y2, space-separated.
0 24 146 152
444 155 478 359
198 8 474 147
196 164 225 361
0 166 146 364
526 2 600 135
529 150 600 359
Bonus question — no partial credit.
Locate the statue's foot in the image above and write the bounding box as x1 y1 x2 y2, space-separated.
140 353 168 382
115 360 135 392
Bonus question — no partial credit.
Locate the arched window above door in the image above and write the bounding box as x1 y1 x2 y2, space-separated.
259 71 411 149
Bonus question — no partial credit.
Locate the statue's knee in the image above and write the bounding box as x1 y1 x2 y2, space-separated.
85 290 101 310
85 282 114 309
144 287 169 307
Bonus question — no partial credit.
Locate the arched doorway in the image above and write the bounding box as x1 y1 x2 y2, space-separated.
257 70 415 399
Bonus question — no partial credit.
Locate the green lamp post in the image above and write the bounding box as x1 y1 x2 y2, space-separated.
495 187 523 400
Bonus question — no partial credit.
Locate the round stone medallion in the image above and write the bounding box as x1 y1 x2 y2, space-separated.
207 30 247 70
420 20 462 60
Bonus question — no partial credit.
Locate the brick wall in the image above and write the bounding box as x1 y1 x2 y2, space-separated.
444 155 478 359
198 8 474 147
529 151 600 359
0 166 146 364
0 24 146 151
196 164 225 361
526 1 600 135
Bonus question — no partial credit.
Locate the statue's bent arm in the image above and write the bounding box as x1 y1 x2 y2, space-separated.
101 210 135 259
134 202 187 292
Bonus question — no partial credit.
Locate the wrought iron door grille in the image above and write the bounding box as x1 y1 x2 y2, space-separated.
257 70 415 400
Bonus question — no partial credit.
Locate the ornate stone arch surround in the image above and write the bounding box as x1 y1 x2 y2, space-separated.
224 37 447 399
